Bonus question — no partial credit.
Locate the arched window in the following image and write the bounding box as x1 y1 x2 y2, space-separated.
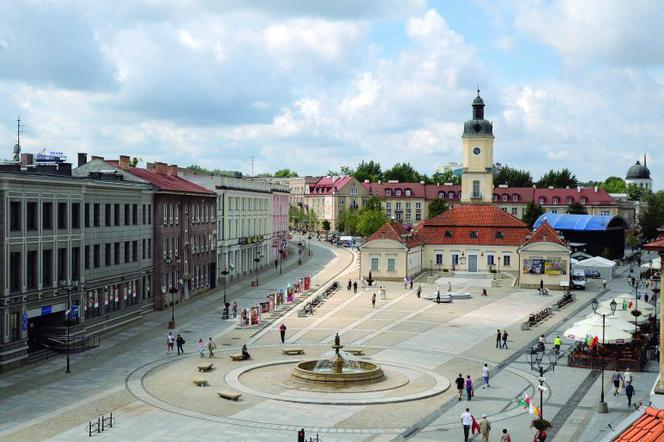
566 197 573 204
538 197 545 205
405 189 412 196
502 194 508 202
580 197 587 204
439 192 445 199
395 189 402 196
552 197 559 205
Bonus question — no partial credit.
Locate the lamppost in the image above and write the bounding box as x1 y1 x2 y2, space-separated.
166 256 181 329
60 280 80 374
591 297 618 413
254 251 262 286
633 277 642 335
430 259 433 276
298 241 303 265
221 267 229 305
527 340 558 420
307 234 312 256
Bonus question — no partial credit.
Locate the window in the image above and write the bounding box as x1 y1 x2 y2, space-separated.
470 231 478 238
142 205 147 224
416 202 421 209
449 191 456 199
600 209 611 216
472 181 480 198
386 189 392 196
538 197 545 205
371 257 379 271
405 202 411 209
10 252 21 292
84 246 90 270
93 204 100 227
416 213 421 221
85 203 90 228
142 239 147 259
502 194 508 201
71 203 80 229
435 253 443 265
93 245 100 268
386 202 392 209
566 197 573 204
57 202 67 230
444 230 453 238
396 202 401 210
148 204 152 224
395 189 402 196
512 194 519 202
405 212 411 221
132 240 138 262
132 204 138 225
27 250 37 289
27 202 37 231
105 204 112 226
57 247 67 280
105 243 111 266
175 204 179 225
339 199 344 206
580 197 587 204
124 204 130 225
387 257 396 272
452 254 459 266
43 249 53 286
551 209 558 214
405 189 412 196
552 197 559 205
147 238 152 258
43 202 53 230
351 187 358 195
503 255 511 266
124 242 130 263
163 205 167 225
10 201 22 231
487 255 495 266
72 247 80 281
114 242 120 265
511 208 517 215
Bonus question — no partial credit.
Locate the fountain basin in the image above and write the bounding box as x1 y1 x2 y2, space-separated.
292 360 384 383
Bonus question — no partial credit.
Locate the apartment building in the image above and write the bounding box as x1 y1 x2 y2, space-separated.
304 176 370 231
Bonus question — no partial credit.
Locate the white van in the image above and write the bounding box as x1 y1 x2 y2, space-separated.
571 270 587 290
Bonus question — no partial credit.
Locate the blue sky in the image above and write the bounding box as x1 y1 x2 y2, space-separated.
0 0 661 188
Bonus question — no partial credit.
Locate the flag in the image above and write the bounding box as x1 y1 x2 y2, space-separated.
518 393 541 417
470 415 480 434
623 299 627 310
590 336 599 349
585 334 593 346
628 301 633 309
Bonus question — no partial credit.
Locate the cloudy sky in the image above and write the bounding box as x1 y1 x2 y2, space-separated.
0 0 662 187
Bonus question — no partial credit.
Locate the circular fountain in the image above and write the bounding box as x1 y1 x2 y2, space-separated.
291 333 384 383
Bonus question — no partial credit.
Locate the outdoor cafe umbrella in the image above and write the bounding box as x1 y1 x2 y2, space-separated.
594 304 651 325
579 314 639 332
602 295 655 315
564 320 633 344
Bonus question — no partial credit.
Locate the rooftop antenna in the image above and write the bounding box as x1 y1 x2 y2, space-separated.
251 155 255 177
13 117 22 162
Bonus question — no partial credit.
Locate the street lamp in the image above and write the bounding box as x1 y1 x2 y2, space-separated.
633 277 642 335
526 340 558 420
298 241 303 265
166 256 181 329
221 267 229 305
430 259 433 276
254 251 262 286
307 234 312 256
591 297 618 413
60 280 80 374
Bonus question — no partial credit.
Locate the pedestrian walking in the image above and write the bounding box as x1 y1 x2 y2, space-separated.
353 281 358 293
197 338 205 357
500 428 512 442
645 293 650 303
279 323 287 344
534 429 548 442
554 336 562 355
416 285 421 298
207 337 216 358
448 292 453 303
232 301 238 318
371 293 376 309
625 382 635 408
502 330 509 349
482 288 487 296
602 278 607 289
403 276 408 289
166 332 175 354
612 370 623 395
624 368 633 385
448 281 452 292
540 279 544 292
380 286 386 300
461 408 472 442
176 334 185 355
496 329 502 348
436 289 441 304
465 375 474 401
455 373 465 401
409 278 413 289
479 415 491 442
482 364 490 388
347 279 352 291
274 259 278 269
538 335 546 351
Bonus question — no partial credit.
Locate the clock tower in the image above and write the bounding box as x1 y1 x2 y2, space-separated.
461 90 494 203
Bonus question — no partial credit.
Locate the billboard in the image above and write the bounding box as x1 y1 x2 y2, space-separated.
523 258 567 275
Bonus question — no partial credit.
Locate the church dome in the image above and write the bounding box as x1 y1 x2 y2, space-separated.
472 95 485 106
626 160 650 180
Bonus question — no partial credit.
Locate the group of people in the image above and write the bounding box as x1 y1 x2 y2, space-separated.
611 368 637 407
166 332 251 360
460 408 511 442
495 329 509 349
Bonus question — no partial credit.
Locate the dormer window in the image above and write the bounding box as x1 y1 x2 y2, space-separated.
470 231 478 238
405 189 412 196
566 197 572 204
580 197 587 204
395 189 402 196
448 191 455 199
552 197 559 205
502 194 508 202
493 194 498 201
444 230 453 238
495 231 504 239
439 192 445 199
512 194 519 202
538 197 545 205
386 189 392 197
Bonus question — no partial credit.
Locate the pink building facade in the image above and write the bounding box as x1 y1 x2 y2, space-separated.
271 186 290 263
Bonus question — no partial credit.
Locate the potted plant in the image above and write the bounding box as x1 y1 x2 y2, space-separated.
531 418 552 431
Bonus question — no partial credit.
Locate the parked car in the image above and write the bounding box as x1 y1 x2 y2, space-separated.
584 270 601 279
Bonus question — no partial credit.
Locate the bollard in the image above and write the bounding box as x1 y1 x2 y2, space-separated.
88 421 92 437
97 417 101 433
109 412 113 428
101 415 105 432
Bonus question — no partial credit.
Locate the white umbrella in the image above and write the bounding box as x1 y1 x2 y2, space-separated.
564 321 633 344
602 296 654 315
641 257 661 270
594 306 650 325
579 314 638 332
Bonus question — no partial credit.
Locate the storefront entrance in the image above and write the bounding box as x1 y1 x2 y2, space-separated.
468 255 478 272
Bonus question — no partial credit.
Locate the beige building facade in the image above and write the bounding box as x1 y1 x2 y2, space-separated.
305 176 370 231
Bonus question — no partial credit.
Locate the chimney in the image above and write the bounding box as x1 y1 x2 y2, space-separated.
577 186 582 192
532 185 536 188
548 186 554 189
77 153 88 167
420 180 425 185
91 155 104 161
154 162 168 174
594 186 598 192
565 186 569 189
378 180 382 184
168 164 178 175
364 179 369 183
20 153 34 167
118 155 130 169
146 162 155 170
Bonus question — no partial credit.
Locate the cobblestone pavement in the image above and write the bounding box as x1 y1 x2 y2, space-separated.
0 243 658 442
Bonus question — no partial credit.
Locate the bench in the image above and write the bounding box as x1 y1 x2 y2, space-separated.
230 354 244 361
217 390 242 401
197 363 214 372
282 348 305 355
345 348 364 356
193 377 209 387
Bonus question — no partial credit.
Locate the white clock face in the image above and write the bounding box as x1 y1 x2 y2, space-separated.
473 147 481 155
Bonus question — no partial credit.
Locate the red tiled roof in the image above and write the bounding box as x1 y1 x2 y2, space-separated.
492 187 535 203
522 221 568 247
530 187 616 206
363 182 427 199
365 223 423 248
614 407 664 442
415 226 529 246
308 176 353 195
644 235 664 251
107 161 214 194
425 204 527 228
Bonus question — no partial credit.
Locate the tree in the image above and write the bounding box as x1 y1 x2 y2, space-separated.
305 209 318 231
337 208 360 235
566 201 588 214
321 220 331 232
353 160 383 183
327 166 354 176
603 176 626 193
357 209 389 238
428 199 448 218
626 231 639 248
523 201 545 228
536 169 578 188
494 166 533 187
627 183 649 201
274 168 298 177
638 190 664 241
364 196 383 211
383 162 426 183
430 170 460 185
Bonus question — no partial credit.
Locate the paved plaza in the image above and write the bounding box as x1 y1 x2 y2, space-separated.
0 241 658 441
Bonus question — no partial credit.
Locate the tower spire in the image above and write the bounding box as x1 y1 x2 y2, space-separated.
644 153 647 167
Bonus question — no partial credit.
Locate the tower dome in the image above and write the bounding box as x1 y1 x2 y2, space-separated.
625 160 650 180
